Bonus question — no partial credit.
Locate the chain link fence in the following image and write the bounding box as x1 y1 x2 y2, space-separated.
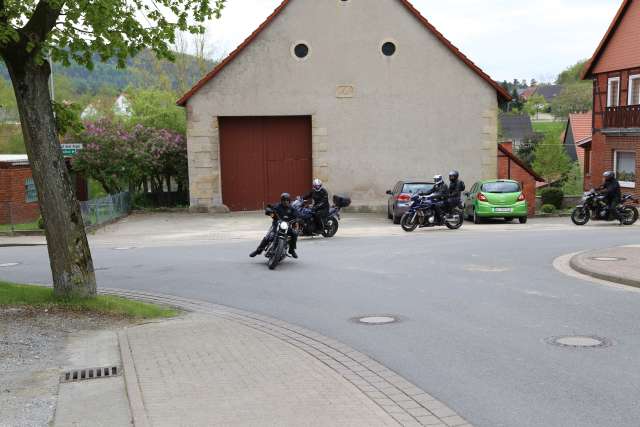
1 192 131 234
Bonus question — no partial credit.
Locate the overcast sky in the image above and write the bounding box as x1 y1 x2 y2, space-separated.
200 0 622 83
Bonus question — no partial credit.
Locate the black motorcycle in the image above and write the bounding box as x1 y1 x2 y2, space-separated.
571 189 639 226
291 195 351 238
400 193 463 232
264 217 294 270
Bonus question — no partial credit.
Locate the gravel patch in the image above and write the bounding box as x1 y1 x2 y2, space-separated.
0 308 132 427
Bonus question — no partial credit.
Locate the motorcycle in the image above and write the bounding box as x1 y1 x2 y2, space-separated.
400 193 463 232
571 189 639 226
291 194 351 238
264 216 294 270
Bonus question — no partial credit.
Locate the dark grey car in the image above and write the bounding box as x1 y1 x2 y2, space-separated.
386 180 435 224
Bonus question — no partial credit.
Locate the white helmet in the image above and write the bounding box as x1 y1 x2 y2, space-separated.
433 175 444 186
312 178 323 192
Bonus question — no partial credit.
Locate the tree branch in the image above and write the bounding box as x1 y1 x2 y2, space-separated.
21 0 66 45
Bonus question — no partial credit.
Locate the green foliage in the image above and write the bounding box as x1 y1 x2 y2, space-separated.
540 204 556 214
37 216 44 230
53 101 84 136
540 188 564 209
127 88 186 134
550 83 592 118
0 221 41 232
532 121 566 140
556 60 589 85
515 133 543 167
562 162 584 195
0 125 25 154
533 132 573 184
0 282 178 318
523 94 548 117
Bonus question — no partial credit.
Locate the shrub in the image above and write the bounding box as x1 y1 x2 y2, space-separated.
541 204 556 214
540 188 564 209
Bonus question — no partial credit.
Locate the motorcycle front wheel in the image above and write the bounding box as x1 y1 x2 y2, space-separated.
620 206 639 226
571 207 590 226
444 211 464 230
268 239 285 270
321 218 339 238
400 212 419 232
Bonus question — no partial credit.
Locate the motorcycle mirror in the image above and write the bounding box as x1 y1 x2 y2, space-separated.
386 190 392 195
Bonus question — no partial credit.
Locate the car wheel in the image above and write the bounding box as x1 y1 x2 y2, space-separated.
518 216 528 224
473 209 481 224
393 211 401 224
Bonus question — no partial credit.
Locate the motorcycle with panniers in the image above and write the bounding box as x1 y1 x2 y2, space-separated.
571 189 639 226
400 193 463 232
291 194 351 238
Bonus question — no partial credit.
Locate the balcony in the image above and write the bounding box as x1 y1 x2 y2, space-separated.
603 105 640 130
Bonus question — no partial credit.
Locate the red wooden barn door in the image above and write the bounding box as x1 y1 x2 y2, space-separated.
219 116 312 211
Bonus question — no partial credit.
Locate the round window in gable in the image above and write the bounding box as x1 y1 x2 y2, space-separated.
382 41 397 57
294 43 309 59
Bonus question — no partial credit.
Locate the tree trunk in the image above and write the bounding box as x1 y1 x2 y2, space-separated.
5 57 96 298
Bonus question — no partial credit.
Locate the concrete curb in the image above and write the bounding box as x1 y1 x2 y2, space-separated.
101 288 472 427
118 331 150 427
569 251 640 289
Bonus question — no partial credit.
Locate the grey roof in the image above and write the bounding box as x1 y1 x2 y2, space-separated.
499 113 535 141
535 85 564 102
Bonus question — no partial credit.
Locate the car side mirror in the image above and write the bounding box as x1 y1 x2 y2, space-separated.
386 190 392 195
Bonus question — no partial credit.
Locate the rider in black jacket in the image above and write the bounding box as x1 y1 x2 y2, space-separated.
447 170 466 208
598 171 622 219
303 179 330 231
425 175 448 221
250 193 299 259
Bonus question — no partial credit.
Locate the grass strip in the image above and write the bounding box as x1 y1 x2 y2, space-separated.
0 281 178 319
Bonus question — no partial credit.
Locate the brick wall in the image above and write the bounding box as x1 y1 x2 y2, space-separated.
586 133 639 198
497 142 538 216
0 164 40 224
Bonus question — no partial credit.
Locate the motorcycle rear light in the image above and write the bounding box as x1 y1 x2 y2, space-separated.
517 193 526 201
477 193 488 202
396 194 411 202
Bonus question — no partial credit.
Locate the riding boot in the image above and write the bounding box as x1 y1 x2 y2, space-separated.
249 238 269 258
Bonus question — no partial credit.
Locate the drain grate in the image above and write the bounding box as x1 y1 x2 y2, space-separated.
590 257 626 262
352 315 399 325
61 366 120 383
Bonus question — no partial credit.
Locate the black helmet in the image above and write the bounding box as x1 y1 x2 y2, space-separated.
281 192 291 204
603 171 615 181
449 170 459 181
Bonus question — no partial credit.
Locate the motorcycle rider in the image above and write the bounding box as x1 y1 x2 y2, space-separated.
423 175 448 222
597 171 622 219
303 178 330 232
250 192 299 259
447 170 466 209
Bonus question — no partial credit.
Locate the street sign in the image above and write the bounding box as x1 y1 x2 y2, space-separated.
61 143 83 157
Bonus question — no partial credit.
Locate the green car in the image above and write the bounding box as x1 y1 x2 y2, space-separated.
464 179 528 224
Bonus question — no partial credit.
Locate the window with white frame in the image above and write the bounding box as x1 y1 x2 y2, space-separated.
629 74 640 106
615 151 636 188
608 77 620 107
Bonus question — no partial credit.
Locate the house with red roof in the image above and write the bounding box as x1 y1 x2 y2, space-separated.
563 112 592 171
581 0 640 195
178 0 510 211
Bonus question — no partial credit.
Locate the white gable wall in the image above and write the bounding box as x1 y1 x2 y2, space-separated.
186 0 498 209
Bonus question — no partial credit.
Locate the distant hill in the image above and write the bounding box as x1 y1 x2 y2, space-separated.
0 49 217 96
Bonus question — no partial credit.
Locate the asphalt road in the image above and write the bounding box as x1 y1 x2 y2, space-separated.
2 219 640 427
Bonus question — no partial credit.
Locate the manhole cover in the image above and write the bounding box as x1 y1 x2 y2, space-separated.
0 262 20 268
590 257 626 262
546 335 611 349
353 315 398 325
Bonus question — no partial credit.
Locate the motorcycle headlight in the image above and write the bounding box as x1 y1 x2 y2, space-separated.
279 222 289 231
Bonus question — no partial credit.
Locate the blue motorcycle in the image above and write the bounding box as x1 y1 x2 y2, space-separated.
400 193 463 232
291 195 351 238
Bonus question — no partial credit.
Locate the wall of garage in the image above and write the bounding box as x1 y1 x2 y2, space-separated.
185 0 500 211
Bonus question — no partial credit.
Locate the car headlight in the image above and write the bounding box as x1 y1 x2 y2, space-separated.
279 222 289 231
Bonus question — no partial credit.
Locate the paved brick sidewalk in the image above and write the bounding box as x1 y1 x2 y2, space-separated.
109 289 472 427
122 314 398 426
570 245 640 288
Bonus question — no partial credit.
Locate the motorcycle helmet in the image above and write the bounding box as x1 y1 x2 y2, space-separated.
281 192 291 206
603 171 615 181
449 170 459 182
312 178 323 192
433 175 444 188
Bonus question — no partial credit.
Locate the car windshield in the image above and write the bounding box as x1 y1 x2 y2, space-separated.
481 182 520 193
402 183 434 194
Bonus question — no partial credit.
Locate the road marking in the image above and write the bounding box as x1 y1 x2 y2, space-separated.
0 262 20 267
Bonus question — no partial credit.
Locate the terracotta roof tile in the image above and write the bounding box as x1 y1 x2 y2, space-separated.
568 112 593 143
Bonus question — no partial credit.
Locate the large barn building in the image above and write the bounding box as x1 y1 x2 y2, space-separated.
178 0 510 211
